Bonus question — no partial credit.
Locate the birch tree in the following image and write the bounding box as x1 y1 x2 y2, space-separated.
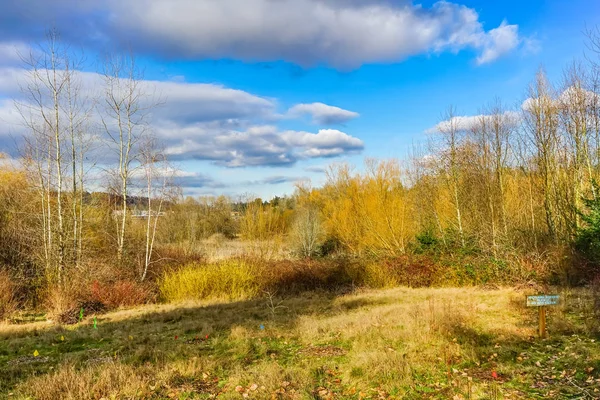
139 137 175 281
435 106 466 248
101 54 156 265
16 30 81 284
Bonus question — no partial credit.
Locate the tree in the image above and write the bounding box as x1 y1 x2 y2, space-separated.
101 53 158 265
139 137 176 281
434 106 466 248
523 68 561 240
290 205 323 258
16 29 89 284
575 181 600 265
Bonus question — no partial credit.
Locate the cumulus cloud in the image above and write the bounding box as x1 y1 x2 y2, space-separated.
0 67 275 133
162 125 364 167
288 103 359 124
427 111 520 133
0 0 524 68
0 66 364 167
430 84 600 135
475 21 520 65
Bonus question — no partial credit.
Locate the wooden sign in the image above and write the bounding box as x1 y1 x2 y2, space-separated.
527 294 559 338
527 295 560 307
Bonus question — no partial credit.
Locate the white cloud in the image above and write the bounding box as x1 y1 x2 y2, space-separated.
0 42 29 66
475 21 520 65
0 0 524 69
428 110 520 133
163 125 364 167
106 0 523 68
0 66 364 167
288 103 359 124
430 85 600 136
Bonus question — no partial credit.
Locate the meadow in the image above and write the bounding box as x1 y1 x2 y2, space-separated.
1 286 599 399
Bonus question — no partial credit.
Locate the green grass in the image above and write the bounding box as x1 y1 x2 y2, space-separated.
0 287 599 399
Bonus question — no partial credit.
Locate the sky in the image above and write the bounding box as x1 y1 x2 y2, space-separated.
0 0 599 199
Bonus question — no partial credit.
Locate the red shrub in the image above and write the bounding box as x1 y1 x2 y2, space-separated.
260 258 354 293
90 280 154 309
382 255 439 288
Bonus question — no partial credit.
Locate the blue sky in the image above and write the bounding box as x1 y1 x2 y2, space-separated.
0 0 599 199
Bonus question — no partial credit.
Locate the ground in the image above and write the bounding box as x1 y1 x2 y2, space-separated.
0 287 599 399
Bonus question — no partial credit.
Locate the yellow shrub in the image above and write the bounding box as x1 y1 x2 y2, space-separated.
159 260 261 302
362 262 401 289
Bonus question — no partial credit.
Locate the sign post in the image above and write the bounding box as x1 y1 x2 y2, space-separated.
526 295 559 338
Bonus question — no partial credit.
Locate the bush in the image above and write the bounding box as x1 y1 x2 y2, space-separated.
160 258 360 302
90 280 154 309
158 252 541 305
261 258 354 293
160 259 261 302
351 256 437 288
44 285 80 322
0 270 17 320
57 301 107 325
575 183 600 281
151 245 206 276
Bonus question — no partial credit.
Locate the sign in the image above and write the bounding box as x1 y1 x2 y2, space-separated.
527 295 560 307
526 294 560 338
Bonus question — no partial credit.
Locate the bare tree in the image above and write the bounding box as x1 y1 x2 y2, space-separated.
435 106 466 247
290 205 323 258
16 29 85 284
489 99 514 237
100 53 157 264
523 68 561 240
139 137 175 281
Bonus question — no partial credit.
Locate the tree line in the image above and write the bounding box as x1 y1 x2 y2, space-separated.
2 28 600 314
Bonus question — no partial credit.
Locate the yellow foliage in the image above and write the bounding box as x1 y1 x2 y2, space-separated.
240 200 288 241
315 159 418 256
159 260 260 302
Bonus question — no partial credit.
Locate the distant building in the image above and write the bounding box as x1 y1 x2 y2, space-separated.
112 210 166 219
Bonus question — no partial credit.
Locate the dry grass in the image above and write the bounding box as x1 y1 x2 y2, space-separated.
0 286 599 399
199 238 289 262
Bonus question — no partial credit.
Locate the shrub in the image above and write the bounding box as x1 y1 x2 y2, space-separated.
44 285 81 322
151 245 206 276
576 182 600 270
355 256 437 288
90 280 154 309
57 301 107 325
414 230 440 254
160 259 260 302
261 258 354 293
0 270 17 320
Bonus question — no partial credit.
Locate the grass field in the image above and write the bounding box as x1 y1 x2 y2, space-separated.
1 287 599 399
